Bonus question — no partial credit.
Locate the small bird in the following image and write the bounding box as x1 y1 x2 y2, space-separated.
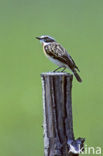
36 35 82 82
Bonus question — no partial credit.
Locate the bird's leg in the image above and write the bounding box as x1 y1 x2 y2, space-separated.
53 66 62 72
61 67 66 72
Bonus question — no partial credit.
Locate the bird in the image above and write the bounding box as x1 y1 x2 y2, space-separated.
36 35 82 82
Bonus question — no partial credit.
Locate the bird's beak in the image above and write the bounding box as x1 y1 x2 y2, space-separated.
36 37 41 40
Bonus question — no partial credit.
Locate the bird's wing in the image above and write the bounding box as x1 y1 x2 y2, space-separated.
44 43 79 71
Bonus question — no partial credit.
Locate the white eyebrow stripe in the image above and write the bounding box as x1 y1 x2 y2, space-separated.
41 35 45 38
40 35 55 41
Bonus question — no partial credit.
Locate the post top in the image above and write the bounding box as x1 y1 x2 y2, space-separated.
41 72 73 77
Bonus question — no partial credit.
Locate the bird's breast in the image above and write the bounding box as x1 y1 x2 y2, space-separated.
43 45 48 57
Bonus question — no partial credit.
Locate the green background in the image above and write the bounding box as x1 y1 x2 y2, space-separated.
0 0 103 155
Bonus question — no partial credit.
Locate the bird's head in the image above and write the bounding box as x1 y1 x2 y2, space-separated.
36 35 56 44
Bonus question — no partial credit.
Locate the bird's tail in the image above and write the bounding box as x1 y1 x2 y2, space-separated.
73 70 82 83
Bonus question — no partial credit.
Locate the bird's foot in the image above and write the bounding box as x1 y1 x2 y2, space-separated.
60 67 66 72
53 67 62 72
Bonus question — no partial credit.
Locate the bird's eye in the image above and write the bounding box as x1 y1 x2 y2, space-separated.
44 37 49 42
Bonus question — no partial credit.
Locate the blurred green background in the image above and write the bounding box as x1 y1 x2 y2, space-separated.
0 0 103 155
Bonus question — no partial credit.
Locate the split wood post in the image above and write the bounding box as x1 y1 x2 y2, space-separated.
41 72 84 156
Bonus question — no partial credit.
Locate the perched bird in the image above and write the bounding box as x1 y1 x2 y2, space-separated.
36 35 82 82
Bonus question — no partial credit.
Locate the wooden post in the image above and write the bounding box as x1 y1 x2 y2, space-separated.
41 72 85 156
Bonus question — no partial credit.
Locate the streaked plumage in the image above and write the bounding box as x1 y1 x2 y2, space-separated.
36 35 82 82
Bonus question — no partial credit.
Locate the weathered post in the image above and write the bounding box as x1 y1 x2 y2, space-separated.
41 72 85 156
